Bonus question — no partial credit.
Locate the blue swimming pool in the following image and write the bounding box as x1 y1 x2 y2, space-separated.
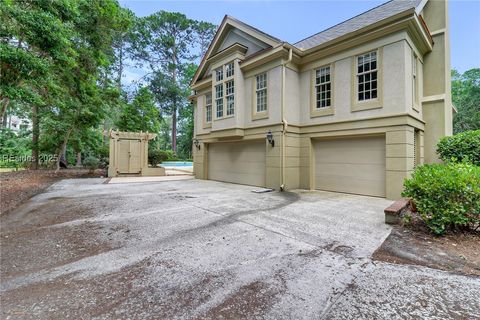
161 161 193 167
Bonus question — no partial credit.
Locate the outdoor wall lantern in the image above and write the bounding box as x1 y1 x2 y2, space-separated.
193 139 201 150
266 131 275 147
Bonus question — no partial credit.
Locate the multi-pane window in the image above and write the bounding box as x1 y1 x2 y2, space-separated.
215 84 223 118
226 62 234 78
212 61 235 118
225 80 235 116
357 51 378 101
215 67 223 82
205 92 212 123
315 66 331 108
256 73 267 112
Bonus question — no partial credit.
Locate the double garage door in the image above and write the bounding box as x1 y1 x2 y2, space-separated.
206 136 385 197
208 140 266 187
314 136 386 197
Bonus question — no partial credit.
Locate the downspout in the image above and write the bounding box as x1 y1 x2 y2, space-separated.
280 47 293 191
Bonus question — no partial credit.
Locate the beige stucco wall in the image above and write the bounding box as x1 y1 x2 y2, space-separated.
284 67 301 126
420 0 453 162
298 39 410 126
193 0 451 200
244 65 282 127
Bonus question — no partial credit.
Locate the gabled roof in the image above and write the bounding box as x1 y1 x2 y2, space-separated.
191 15 282 86
294 0 423 50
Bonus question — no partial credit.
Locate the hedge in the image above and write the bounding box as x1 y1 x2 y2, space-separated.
437 130 480 165
402 161 480 235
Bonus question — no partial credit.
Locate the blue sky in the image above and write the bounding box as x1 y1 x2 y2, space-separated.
119 0 480 84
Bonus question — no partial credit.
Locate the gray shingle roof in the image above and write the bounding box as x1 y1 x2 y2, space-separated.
294 0 423 50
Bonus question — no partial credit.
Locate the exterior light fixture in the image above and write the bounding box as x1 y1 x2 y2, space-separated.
266 131 274 147
193 139 201 150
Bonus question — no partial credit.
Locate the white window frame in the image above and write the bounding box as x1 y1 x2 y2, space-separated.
315 66 331 109
205 92 212 124
215 84 223 118
215 67 223 82
255 73 268 113
226 62 234 78
356 50 378 102
213 61 235 119
412 54 419 110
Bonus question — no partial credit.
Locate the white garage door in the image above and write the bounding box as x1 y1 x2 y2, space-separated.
208 140 266 187
314 136 386 197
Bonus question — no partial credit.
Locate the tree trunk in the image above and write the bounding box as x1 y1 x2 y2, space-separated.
1 97 10 127
117 42 123 89
172 101 177 152
55 128 73 173
31 104 39 170
103 120 109 146
172 42 177 153
76 152 82 167
2 107 7 128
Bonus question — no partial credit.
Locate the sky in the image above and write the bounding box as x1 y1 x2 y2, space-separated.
119 0 480 85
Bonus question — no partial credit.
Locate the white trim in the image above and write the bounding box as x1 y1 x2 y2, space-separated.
415 0 428 14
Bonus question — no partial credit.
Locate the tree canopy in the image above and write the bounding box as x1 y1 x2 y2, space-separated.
1 2 216 167
452 68 480 134
116 87 160 133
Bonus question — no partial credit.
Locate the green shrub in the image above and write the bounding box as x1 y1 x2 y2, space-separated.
437 130 480 165
148 149 169 167
402 161 480 235
163 149 179 161
83 156 100 171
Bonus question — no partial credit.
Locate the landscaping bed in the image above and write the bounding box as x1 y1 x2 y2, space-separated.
0 169 104 215
373 225 479 276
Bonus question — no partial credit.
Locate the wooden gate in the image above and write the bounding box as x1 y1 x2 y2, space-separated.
108 131 160 177
118 139 142 174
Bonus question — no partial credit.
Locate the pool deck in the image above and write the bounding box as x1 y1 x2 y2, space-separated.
164 166 193 175
109 175 194 184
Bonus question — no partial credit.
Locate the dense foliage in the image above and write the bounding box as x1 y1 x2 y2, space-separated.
148 149 169 167
452 69 480 133
127 11 215 156
116 87 160 133
1 0 132 169
1 2 215 167
437 130 480 165
83 155 100 171
403 161 480 235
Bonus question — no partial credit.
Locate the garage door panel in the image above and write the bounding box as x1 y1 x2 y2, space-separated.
317 175 385 197
315 136 386 197
316 163 385 180
208 141 265 187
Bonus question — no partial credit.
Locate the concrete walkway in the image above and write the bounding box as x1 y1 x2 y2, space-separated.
1 179 478 319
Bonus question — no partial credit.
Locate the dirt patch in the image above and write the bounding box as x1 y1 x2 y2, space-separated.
0 222 125 280
0 169 104 215
0 258 150 320
373 226 480 276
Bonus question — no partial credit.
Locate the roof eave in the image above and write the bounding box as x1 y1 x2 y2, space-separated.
295 8 433 63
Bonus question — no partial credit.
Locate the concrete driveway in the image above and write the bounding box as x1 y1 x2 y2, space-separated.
1 178 479 319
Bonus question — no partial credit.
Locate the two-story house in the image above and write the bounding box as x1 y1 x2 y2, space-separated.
190 0 453 200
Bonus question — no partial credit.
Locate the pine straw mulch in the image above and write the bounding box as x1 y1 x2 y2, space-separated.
1 169 104 215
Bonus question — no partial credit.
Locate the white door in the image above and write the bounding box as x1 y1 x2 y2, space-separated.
314 136 386 197
208 140 266 187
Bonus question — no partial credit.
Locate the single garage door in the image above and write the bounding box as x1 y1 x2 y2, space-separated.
208 140 266 187
314 136 386 197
